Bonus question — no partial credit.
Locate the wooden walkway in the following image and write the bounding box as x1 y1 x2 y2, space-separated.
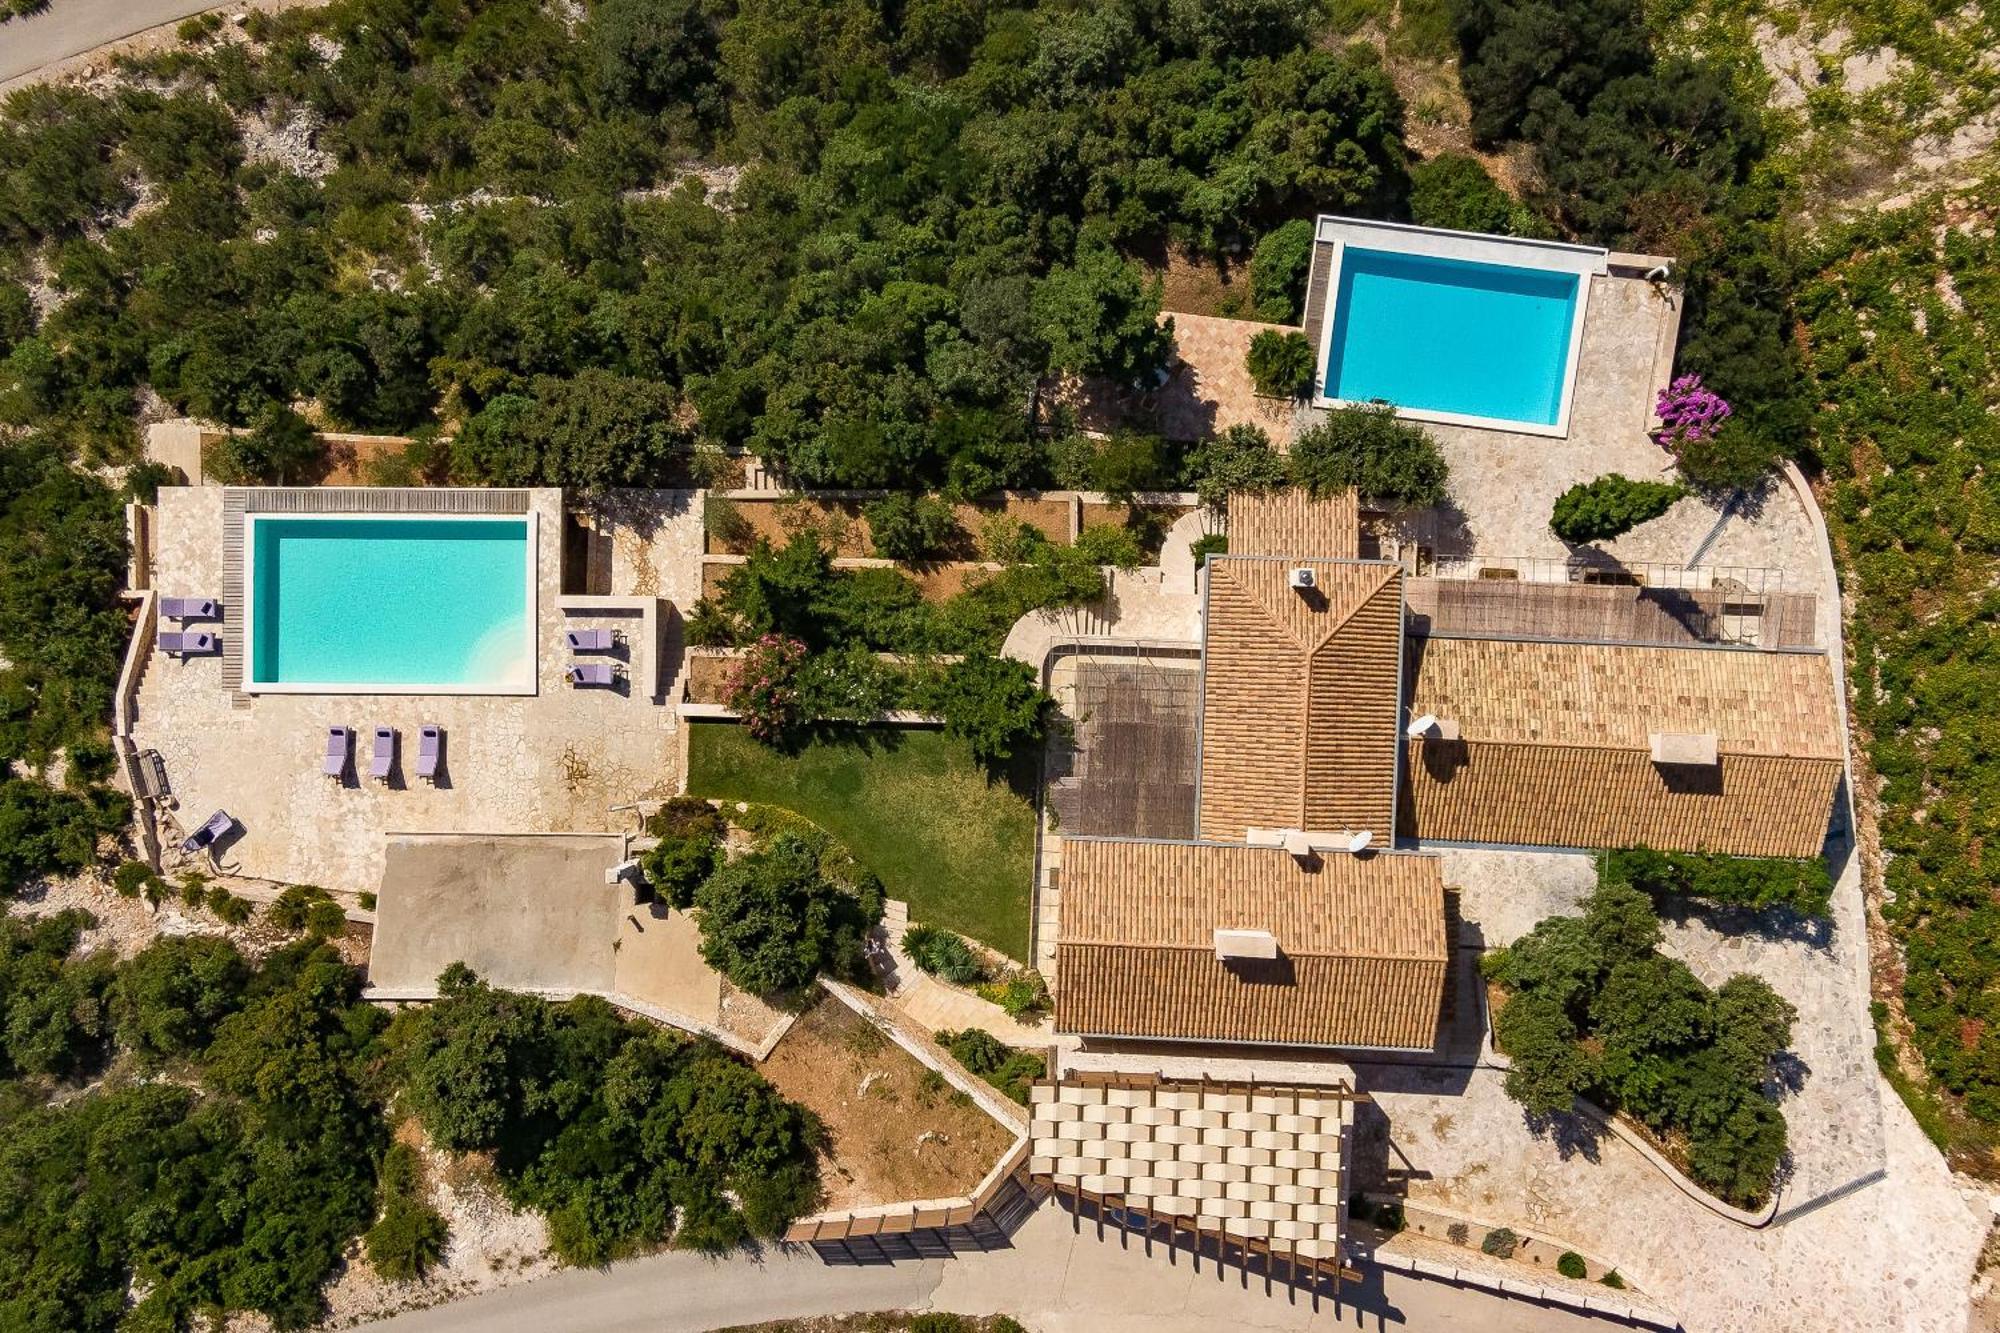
1405 576 1819 650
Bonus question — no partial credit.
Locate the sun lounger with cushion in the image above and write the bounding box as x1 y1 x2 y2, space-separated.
160 597 219 621
158 631 218 656
567 662 620 687
370 727 396 781
565 627 621 652
323 726 352 779
416 725 441 783
180 809 235 854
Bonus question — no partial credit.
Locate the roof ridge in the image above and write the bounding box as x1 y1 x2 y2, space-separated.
1307 562 1398 656
1065 939 1454 964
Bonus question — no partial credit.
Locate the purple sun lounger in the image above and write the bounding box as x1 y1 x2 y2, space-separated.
323 726 352 780
567 662 619 687
158 631 218 657
370 726 397 781
180 809 235 854
566 627 621 652
416 725 441 784
160 596 219 621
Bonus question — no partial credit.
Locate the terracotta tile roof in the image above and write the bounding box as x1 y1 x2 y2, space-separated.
1401 638 1843 856
1227 489 1360 560
1197 557 1403 843
1054 838 1448 1050
1406 637 1841 756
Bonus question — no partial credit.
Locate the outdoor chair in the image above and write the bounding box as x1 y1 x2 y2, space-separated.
323 726 352 780
370 726 396 781
160 596 219 621
565 627 622 652
179 809 235 854
159 631 217 657
416 725 442 784
567 662 620 687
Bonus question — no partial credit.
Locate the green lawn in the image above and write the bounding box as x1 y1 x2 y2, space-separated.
685 722 1037 960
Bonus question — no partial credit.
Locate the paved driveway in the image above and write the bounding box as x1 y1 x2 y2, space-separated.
364 1201 1618 1333
0 0 222 86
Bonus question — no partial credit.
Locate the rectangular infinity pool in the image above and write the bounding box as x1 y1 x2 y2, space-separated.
1321 246 1583 430
246 515 535 693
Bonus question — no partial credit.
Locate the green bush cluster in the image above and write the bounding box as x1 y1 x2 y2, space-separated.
1557 1250 1588 1279
1480 1226 1519 1258
692 829 883 996
394 966 823 1264
641 796 728 910
0 0 1409 489
0 932 390 1329
0 777 126 895
935 1028 1045 1105
1803 206 2000 1125
978 970 1051 1019
1244 329 1316 398
1407 153 1545 237
902 923 985 985
1185 424 1286 508
1603 847 1833 918
268 883 346 938
365 1143 448 1282
1454 0 1803 465
1289 405 1449 507
866 494 960 562
1482 882 1795 1207
1548 475 1684 545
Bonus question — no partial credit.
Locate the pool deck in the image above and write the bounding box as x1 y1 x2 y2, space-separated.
132 486 704 892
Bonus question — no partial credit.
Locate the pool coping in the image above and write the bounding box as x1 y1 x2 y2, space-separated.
1309 216 1608 439
240 510 541 696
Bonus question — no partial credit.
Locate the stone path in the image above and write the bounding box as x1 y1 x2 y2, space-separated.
873 900 1063 1049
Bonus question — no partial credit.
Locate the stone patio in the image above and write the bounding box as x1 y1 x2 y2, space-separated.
133 486 705 892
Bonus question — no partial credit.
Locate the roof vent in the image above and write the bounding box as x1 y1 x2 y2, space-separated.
1288 566 1316 590
1214 928 1279 961
1649 731 1719 766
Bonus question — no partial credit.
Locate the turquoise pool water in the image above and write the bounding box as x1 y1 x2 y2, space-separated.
1322 246 1581 427
249 517 531 688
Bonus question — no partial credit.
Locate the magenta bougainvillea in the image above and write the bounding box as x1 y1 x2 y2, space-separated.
726 634 807 741
1653 373 1732 452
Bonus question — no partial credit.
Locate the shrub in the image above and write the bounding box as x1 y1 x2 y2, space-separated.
1409 153 1543 237
1557 1250 1588 1279
1191 533 1228 567
64 735 117 787
703 496 752 550
305 898 349 938
726 634 809 743
1250 218 1315 322
936 1027 1045 1103
365 1143 448 1281
1549 474 1684 544
915 653 1050 766
981 970 1051 1019
1088 432 1176 502
267 883 334 933
1184 423 1286 507
0 779 127 894
910 1316 972 1333
1289 405 1449 507
179 872 209 907
1602 846 1833 917
1653 373 1732 452
1674 418 1786 492
203 406 323 485
1481 1226 1519 1258
865 494 958 562
902 924 984 985
112 859 160 899
1074 522 1143 568
1245 329 1315 398
206 887 253 925
1601 1270 1626 1289
642 796 728 910
1446 1221 1470 1245
693 831 881 994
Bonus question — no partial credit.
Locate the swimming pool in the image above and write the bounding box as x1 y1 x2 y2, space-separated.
1312 219 1603 435
245 515 536 693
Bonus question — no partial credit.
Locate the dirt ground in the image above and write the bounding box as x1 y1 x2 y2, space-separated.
707 493 1074 558
758 997 1017 1212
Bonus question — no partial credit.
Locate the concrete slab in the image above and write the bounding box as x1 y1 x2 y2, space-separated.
369 833 626 993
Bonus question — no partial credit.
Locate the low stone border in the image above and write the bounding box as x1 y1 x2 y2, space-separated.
817 976 1031 1133
362 983 792 1061
1366 1192 1627 1285
1366 1242 1676 1329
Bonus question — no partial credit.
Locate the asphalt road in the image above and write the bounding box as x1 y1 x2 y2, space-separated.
0 0 225 86
364 1204 1633 1333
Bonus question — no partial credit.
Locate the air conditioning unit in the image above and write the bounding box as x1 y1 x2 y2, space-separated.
1289 566 1316 590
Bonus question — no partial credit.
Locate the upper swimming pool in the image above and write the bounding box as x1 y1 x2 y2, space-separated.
246 515 535 693
1314 221 1600 434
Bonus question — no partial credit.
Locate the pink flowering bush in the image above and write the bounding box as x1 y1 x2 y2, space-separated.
726 634 807 742
1653 374 1732 452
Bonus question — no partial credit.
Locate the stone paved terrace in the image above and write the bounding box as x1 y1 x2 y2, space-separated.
132 486 705 892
